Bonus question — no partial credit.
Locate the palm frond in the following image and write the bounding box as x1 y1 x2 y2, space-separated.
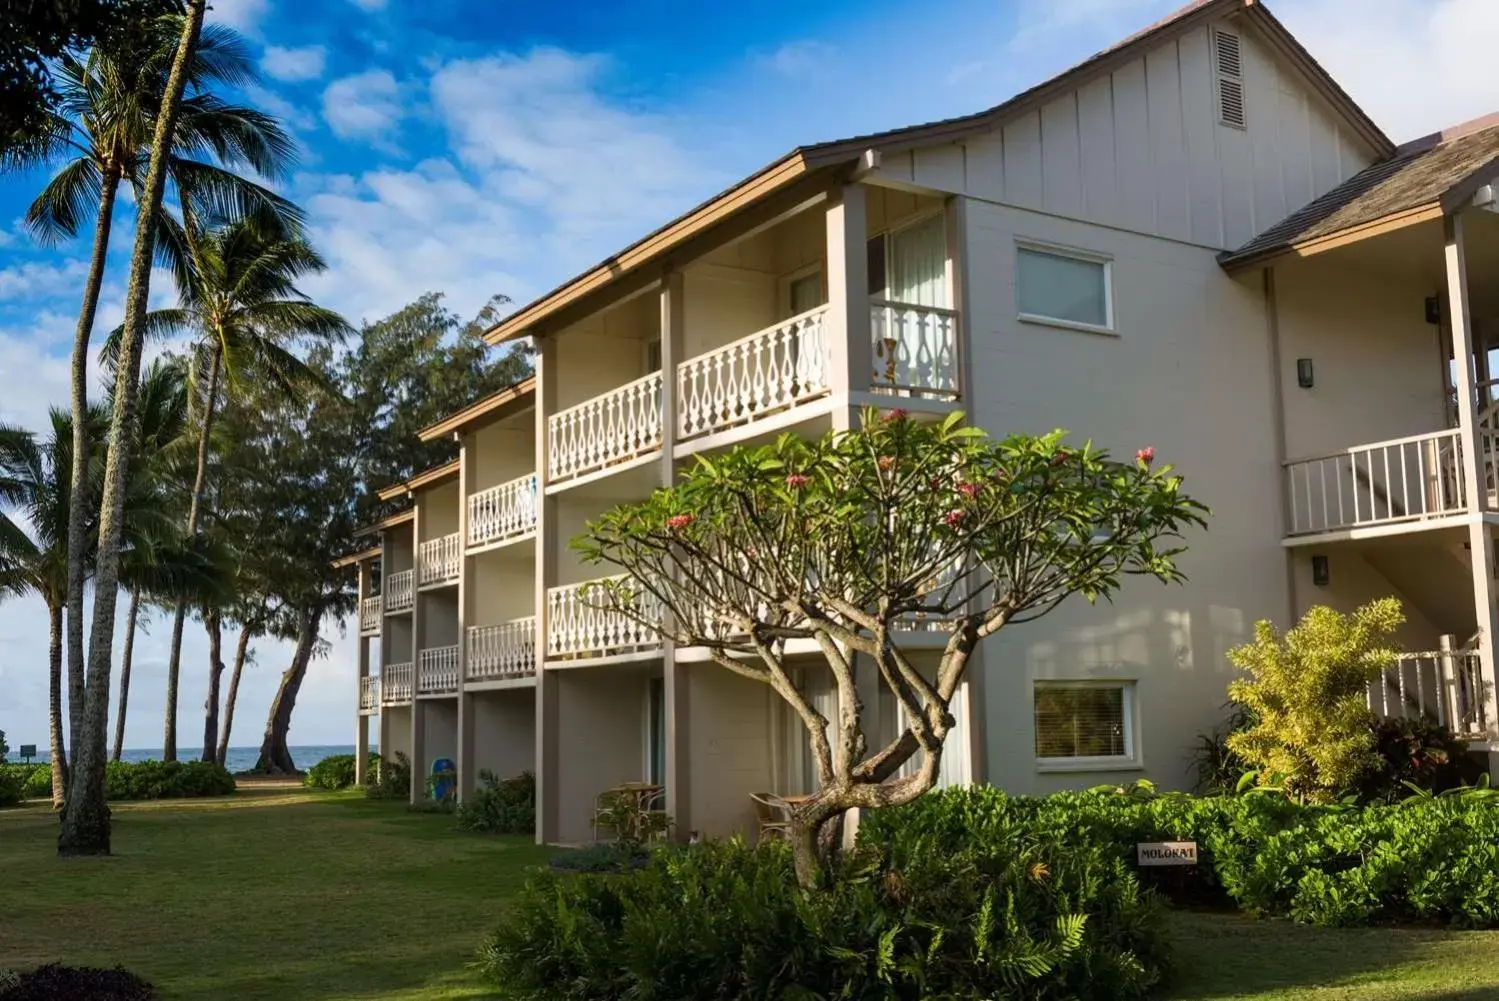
24 157 105 245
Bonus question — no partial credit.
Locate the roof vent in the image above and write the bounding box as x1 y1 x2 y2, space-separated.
1214 29 1246 129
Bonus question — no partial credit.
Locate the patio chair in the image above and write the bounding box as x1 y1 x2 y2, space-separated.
750 792 792 844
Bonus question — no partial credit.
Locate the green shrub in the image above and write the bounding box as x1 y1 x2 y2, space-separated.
1359 716 1485 802
0 768 23 809
303 753 380 790
364 752 412 800
862 784 1499 928
102 760 235 800
456 770 535 834
479 833 1167 1001
21 764 49 799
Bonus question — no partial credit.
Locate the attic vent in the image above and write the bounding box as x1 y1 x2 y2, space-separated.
1214 29 1246 129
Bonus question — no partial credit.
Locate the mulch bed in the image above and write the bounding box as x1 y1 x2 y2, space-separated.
0 964 154 1000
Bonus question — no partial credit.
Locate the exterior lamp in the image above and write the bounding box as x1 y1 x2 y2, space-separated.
1311 555 1330 587
1296 358 1314 389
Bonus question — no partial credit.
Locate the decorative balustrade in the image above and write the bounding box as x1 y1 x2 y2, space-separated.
1283 429 1466 536
677 305 830 441
384 570 414 613
870 300 961 400
359 596 381 635
418 645 460 694
468 473 538 548
467 618 536 681
382 662 414 704
359 675 380 713
548 373 663 484
895 558 966 633
547 576 663 659
418 533 460 587
1368 644 1490 738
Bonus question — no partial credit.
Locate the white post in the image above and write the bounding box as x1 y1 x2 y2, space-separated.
408 510 425 805
825 182 870 421
355 558 371 786
659 271 691 839
1445 212 1499 737
534 335 560 844
456 436 475 798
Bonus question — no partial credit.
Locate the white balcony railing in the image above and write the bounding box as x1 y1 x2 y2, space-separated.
418 533 460 587
467 618 536 681
359 596 381 635
359 675 380 713
548 372 663 484
677 305 831 441
547 576 663 659
384 570 415 613
1369 645 1490 738
382 662 414 704
468 473 538 548
870 300 961 400
1283 429 1466 536
418 645 460 694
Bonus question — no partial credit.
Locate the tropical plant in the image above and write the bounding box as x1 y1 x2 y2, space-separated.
9 15 299 777
455 770 536 834
1226 599 1404 804
577 409 1206 885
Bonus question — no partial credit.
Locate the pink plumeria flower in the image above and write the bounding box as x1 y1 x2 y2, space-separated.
1051 450 1070 467
665 513 696 532
943 509 965 528
785 473 811 489
885 408 909 422
1136 446 1156 466
956 482 980 499
878 455 896 471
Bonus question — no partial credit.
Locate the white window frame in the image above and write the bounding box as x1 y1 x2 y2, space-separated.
1015 239 1116 336
1032 679 1142 773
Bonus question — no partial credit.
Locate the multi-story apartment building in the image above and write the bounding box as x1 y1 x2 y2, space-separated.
348 0 1499 842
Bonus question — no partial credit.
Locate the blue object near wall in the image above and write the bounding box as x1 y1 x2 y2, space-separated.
431 757 456 802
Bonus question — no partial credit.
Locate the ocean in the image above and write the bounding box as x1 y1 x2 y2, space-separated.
18 745 371 773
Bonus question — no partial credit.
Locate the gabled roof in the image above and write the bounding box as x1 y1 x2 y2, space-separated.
417 377 535 442
483 0 1390 345
375 459 460 502
1221 115 1499 270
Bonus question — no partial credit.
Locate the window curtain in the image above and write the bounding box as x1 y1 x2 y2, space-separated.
897 681 970 789
887 214 948 308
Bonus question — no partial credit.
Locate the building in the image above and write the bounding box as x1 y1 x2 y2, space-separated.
347 0 1499 841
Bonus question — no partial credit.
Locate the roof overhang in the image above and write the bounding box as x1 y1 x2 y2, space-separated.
331 546 381 569
375 460 460 502
353 508 414 539
1221 202 1446 272
417 377 536 442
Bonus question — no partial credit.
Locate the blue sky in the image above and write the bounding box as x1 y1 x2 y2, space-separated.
2 0 1498 753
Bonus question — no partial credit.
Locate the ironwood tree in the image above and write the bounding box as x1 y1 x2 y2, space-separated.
577 410 1206 887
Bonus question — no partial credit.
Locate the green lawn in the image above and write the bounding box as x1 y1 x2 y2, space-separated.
1 786 1497 1000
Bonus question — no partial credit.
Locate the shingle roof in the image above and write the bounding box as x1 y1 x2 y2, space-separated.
1220 117 1499 268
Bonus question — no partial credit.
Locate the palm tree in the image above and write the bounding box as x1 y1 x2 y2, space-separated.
122 216 351 761
6 15 300 770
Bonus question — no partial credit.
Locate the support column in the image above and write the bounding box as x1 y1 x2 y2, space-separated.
456 437 475 798
355 559 371 787
408 513 425 805
825 182 870 419
659 271 692 839
1444 213 1499 737
534 335 561 843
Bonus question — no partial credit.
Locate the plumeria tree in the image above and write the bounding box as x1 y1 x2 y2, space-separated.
577 410 1206 886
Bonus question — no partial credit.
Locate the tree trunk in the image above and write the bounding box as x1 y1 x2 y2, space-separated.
163 343 221 762
64 170 121 771
111 589 141 762
60 0 207 857
217 626 252 767
254 607 320 775
200 611 224 763
48 605 67 809
787 807 845 888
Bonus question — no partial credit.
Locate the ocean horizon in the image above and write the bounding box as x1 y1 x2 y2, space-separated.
16 745 374 774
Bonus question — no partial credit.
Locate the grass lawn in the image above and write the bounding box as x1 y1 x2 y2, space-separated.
2 786 1498 1001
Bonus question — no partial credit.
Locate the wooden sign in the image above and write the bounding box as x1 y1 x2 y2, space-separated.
1137 841 1197 866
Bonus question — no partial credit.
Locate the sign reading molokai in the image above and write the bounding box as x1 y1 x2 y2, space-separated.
1137 841 1198 866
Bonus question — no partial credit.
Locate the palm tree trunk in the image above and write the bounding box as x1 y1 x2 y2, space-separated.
64 169 121 770
112 589 141 762
48 604 67 809
200 610 224 763
60 0 207 857
255 606 321 775
163 342 221 762
217 626 252 767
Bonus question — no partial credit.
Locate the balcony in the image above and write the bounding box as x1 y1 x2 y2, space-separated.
382 662 413 704
418 646 460 695
1283 429 1467 538
1370 644 1490 738
418 533 460 588
384 570 414 613
677 305 830 442
359 675 379 714
869 300 961 401
467 618 536 682
359 596 381 636
547 576 663 660
548 373 663 485
468 473 538 549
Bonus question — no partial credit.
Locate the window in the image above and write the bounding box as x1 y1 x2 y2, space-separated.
1033 682 1135 764
645 338 662 373
867 213 949 307
1016 244 1112 331
787 268 823 316
647 677 666 785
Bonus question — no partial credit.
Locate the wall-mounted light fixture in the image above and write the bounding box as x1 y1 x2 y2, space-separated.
1311 554 1330 587
1296 358 1315 389
1425 296 1441 326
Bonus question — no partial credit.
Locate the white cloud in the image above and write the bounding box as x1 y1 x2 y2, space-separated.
1011 0 1161 46
244 83 319 134
0 258 87 302
262 44 327 82
206 0 270 36
754 40 838 80
321 69 406 145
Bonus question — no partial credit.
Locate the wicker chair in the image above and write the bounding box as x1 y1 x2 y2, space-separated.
749 792 792 844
